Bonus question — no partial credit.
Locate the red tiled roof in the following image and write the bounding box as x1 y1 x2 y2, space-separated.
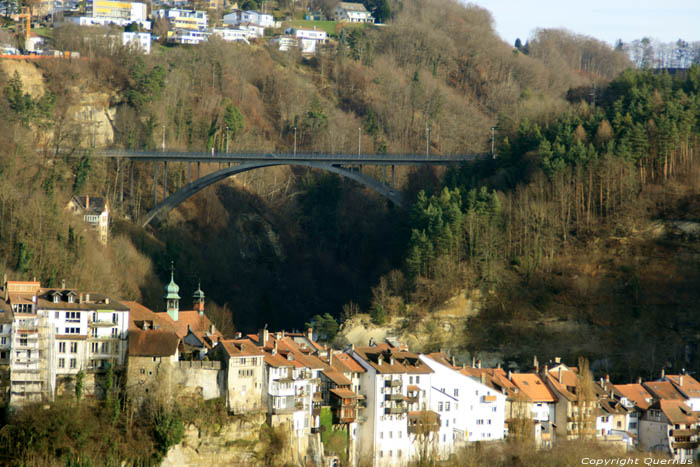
511 373 557 403
323 370 352 386
615 384 654 410
667 375 700 399
334 352 366 373
124 301 175 333
330 388 361 399
644 381 685 401
659 400 699 425
219 339 265 357
157 310 223 340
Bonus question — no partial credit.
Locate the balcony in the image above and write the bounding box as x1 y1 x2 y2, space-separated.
385 379 402 388
672 441 699 449
89 320 116 328
271 406 297 415
385 406 407 415
671 429 699 437
311 426 323 434
385 393 405 401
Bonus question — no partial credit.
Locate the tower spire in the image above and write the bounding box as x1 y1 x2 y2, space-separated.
193 279 205 316
164 261 181 322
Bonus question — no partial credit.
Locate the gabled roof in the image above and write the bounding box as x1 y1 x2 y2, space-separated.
128 329 179 357
643 381 685 401
157 310 223 340
511 373 557 403
614 383 654 410
124 301 176 333
323 370 352 386
337 2 369 12
334 352 366 373
218 339 265 357
658 399 699 425
667 375 700 399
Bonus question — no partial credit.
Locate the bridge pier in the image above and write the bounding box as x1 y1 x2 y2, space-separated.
153 161 158 206
163 161 168 198
130 161 134 202
197 161 201 179
119 160 124 205
391 165 395 188
187 162 191 184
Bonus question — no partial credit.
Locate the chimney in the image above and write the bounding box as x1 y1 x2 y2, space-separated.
554 357 561 364
79 293 83 303
235 332 242 339
378 354 383 366
258 328 269 347
533 355 539 372
272 340 278 355
661 369 665 379
543 364 548 375
104 298 109 304
451 356 456 367
210 324 215 334
508 370 513 380
276 332 282 340
680 375 684 387
558 367 563 384
350 343 355 352
497 362 501 370
329 351 333 366
477 360 481 369
85 293 90 302
307 327 313 341
605 374 610 383
480 373 486 385
85 196 89 209
61 279 66 289
637 377 642 384
472 356 476 367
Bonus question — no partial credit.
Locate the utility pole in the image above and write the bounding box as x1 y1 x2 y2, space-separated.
358 127 362 156
491 126 499 158
293 126 297 156
426 124 431 156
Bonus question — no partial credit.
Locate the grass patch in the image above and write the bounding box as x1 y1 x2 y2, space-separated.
286 20 339 36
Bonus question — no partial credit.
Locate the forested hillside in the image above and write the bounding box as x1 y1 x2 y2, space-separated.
5 0 697 380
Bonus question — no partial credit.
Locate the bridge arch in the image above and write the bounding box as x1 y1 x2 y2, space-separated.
141 161 402 227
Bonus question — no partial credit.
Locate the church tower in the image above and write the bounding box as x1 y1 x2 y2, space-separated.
164 262 181 322
193 281 205 315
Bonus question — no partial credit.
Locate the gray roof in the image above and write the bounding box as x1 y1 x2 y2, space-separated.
337 2 369 12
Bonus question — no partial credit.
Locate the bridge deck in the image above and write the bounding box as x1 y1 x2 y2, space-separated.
94 150 489 166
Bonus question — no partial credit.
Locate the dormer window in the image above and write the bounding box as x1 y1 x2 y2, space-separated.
53 295 60 303
68 295 74 303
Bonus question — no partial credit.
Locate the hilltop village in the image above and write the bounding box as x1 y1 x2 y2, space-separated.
1 273 699 465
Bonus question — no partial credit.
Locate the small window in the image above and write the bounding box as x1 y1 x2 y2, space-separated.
140 368 145 374
70 358 77 369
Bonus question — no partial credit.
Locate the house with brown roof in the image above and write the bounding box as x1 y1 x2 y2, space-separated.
612 382 653 443
639 399 699 462
210 338 265 413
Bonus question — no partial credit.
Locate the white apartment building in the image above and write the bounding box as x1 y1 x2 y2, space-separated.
66 196 110 246
122 31 151 54
1 280 130 405
153 8 208 31
351 344 434 466
68 0 151 29
420 353 506 458
290 28 327 54
167 29 210 44
223 10 275 28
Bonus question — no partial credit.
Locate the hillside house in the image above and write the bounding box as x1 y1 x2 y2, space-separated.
334 2 374 23
66 196 110 245
639 399 699 462
211 338 265 413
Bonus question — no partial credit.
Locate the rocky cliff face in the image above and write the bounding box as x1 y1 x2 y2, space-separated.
161 413 265 467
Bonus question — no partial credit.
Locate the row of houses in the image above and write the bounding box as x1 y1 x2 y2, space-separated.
2 273 698 465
